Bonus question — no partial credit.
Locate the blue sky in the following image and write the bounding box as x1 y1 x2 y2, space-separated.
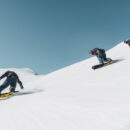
0 0 129 74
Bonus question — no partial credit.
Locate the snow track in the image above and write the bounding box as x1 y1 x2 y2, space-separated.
0 42 130 130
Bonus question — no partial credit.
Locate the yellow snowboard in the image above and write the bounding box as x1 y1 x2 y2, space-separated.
0 91 18 99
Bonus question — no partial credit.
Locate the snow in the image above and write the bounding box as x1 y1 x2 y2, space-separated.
0 42 130 130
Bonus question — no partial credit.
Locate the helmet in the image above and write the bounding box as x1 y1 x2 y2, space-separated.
89 50 94 55
124 39 130 43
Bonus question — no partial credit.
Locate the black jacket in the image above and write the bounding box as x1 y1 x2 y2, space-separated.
0 71 24 89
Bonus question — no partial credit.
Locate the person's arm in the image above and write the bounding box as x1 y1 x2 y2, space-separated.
0 71 9 80
17 78 24 89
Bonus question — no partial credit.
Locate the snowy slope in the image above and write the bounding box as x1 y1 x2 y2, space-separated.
43 42 130 85
0 42 130 130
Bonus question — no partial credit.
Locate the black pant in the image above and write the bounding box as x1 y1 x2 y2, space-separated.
0 77 17 93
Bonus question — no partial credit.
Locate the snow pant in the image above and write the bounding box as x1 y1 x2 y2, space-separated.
97 52 111 64
0 77 18 93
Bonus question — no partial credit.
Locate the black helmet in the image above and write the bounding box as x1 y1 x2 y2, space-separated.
124 39 130 43
89 50 94 55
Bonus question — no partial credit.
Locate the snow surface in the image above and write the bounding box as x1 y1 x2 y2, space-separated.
0 42 130 130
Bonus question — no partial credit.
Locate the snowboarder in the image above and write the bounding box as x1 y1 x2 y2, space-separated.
89 48 112 64
124 39 130 47
0 71 24 94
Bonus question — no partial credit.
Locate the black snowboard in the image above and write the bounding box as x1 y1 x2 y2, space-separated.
92 60 119 70
92 63 104 69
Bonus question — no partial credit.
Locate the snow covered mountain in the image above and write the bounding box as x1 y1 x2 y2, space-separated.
0 42 130 130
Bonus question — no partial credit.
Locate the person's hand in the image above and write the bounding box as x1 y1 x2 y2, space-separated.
21 86 24 89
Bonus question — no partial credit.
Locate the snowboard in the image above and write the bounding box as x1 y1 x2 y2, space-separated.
0 91 19 99
92 60 116 70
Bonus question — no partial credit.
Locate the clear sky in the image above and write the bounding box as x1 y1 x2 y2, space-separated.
0 0 129 74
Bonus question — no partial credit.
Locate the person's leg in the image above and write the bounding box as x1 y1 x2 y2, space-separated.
10 83 16 92
10 86 16 92
9 78 17 92
105 58 112 62
103 58 112 63
102 53 112 63
0 80 10 94
97 56 104 64
97 52 104 64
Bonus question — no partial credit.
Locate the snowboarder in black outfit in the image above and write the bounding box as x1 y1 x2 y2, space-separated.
124 39 130 47
0 71 24 94
89 48 112 64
